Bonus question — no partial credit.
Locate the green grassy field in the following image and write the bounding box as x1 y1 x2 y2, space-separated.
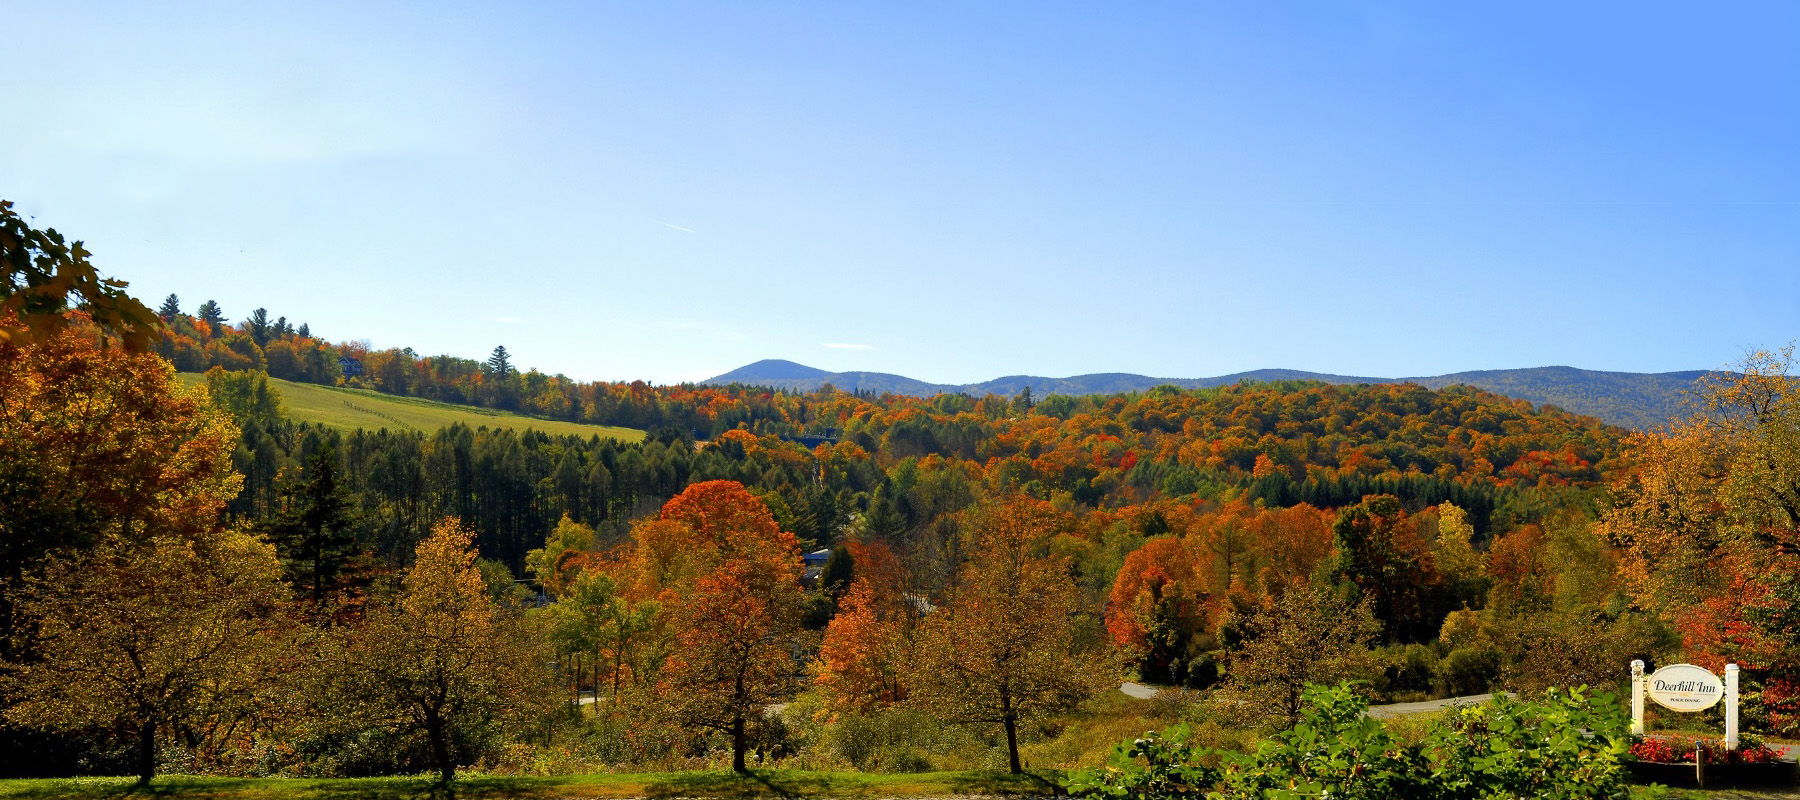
176 373 643 441
0 769 1063 800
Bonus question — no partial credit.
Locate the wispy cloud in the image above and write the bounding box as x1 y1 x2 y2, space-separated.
652 219 697 234
824 342 874 350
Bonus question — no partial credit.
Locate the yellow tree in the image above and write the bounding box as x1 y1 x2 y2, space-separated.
327 518 553 783
1222 581 1381 727
0 321 241 777
906 500 1115 774
0 531 288 784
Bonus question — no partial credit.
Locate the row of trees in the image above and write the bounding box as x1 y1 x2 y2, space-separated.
152 296 1626 502
529 485 1116 774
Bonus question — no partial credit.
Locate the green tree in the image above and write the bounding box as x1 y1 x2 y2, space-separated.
196 299 225 331
267 446 360 606
486 345 513 379
204 367 284 430
247 307 271 347
157 293 181 321
820 544 855 597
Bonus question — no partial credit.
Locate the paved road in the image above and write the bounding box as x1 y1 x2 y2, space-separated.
1119 682 1514 718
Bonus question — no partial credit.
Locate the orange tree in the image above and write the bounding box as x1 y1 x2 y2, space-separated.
622 480 805 773
905 499 1116 774
0 324 238 610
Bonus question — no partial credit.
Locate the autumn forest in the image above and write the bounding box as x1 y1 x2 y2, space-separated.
3 200 1798 796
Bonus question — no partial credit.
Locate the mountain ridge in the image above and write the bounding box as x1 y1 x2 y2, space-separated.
704 360 1715 429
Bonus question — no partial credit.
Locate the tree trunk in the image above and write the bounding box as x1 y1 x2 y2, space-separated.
1002 713 1021 775
137 718 156 784
732 713 748 773
426 710 454 784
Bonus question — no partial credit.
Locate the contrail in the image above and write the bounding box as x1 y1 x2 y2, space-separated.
653 219 697 234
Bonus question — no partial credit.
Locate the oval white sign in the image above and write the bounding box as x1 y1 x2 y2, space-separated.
1647 663 1725 712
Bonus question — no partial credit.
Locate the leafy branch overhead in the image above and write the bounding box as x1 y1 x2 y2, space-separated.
0 199 161 351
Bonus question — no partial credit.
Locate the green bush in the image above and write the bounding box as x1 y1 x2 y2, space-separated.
1434 645 1502 697
1072 682 1635 800
1376 643 1440 699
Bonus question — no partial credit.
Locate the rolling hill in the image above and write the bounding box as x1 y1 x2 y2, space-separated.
705 360 1715 429
177 372 644 440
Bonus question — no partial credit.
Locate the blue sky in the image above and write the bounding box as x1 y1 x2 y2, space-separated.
4 2 1795 384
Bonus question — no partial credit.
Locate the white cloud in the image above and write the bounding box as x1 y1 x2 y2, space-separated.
824 342 874 350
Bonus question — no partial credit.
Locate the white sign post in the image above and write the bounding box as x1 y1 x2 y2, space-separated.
1724 663 1739 750
1631 659 1646 735
1630 661 1739 751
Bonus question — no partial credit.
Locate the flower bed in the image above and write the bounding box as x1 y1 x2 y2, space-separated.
1623 737 1795 788
1628 738 1781 765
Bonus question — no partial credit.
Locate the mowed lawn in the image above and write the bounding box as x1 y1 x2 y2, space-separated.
176 373 643 441
0 770 1065 800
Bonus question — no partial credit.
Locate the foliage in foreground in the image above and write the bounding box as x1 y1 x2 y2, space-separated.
1071 682 1635 800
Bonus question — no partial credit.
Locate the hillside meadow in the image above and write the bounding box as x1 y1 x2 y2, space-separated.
174 371 644 440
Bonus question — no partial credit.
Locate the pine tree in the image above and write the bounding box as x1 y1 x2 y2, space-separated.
246 308 270 346
297 322 310 338
267 446 360 607
196 299 225 330
157 293 181 321
486 345 513 379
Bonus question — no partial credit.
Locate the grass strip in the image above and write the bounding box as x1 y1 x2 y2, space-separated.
0 769 1066 800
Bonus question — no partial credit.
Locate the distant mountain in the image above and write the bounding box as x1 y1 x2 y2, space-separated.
703 360 1714 429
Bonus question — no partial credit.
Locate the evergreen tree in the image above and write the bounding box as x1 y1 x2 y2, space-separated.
486 345 513 380
157 293 181 321
247 308 271 346
196 299 225 331
819 544 855 598
297 322 310 338
267 445 360 606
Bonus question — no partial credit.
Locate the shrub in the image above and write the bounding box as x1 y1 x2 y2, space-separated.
1434 645 1502 696
1072 682 1637 800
